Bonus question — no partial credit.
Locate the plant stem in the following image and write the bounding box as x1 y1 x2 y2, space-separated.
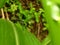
1 8 5 19
6 12 9 20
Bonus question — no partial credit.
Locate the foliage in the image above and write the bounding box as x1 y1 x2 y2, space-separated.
0 0 50 45
42 0 60 45
0 0 8 8
0 19 41 45
0 0 42 45
51 0 60 4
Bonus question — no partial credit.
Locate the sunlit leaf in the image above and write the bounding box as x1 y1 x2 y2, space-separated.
42 0 60 45
0 19 41 45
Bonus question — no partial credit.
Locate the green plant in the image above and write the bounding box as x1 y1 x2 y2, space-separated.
51 0 60 4
0 0 42 45
0 0 51 45
0 19 41 45
42 0 60 45
0 0 9 8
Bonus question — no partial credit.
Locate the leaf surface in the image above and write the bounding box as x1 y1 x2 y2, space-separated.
0 19 41 45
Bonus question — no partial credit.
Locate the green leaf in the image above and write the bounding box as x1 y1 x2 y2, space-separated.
0 19 41 45
15 22 42 45
34 12 39 23
51 0 60 4
42 36 51 45
0 0 8 8
42 0 60 45
0 19 16 45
